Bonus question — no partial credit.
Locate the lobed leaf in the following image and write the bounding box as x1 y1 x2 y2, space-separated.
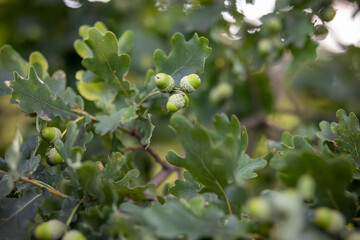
8 67 77 121
154 32 212 82
95 104 138 136
167 114 266 197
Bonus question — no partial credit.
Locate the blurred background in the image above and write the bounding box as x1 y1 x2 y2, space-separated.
0 0 360 167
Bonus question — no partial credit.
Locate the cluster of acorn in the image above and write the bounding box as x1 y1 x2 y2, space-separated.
41 127 64 166
35 219 86 240
154 73 201 112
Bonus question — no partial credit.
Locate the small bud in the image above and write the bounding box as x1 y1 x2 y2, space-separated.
35 219 66 240
315 207 345 234
246 197 271 221
166 93 186 112
154 73 175 93
62 230 87 240
46 148 64 166
41 127 62 143
180 74 201 93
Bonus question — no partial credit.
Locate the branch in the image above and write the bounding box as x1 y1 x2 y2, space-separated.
0 170 68 199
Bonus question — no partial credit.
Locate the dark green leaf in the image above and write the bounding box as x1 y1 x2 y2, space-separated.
169 171 217 201
8 67 78 121
154 32 212 82
95 104 138 136
0 188 43 240
143 197 244 240
167 114 266 197
279 151 356 219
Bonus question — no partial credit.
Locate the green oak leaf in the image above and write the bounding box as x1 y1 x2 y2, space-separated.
154 32 212 82
316 120 338 142
76 162 102 198
169 171 218 202
284 10 314 48
133 114 155 148
330 109 360 167
0 188 43 240
76 27 133 97
167 114 266 198
279 151 356 219
57 117 93 169
3 128 22 190
101 152 126 182
143 197 244 240
0 45 29 96
118 30 134 54
114 169 154 201
8 67 78 121
95 104 138 136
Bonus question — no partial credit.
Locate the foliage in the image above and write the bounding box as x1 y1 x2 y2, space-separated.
1 0 360 240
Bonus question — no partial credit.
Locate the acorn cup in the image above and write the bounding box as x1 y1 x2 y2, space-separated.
46 147 64 166
35 219 66 240
41 127 62 143
154 73 175 93
180 74 201 93
314 207 345 234
166 92 187 112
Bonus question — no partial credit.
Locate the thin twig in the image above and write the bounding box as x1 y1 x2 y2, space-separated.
0 170 68 199
66 199 84 228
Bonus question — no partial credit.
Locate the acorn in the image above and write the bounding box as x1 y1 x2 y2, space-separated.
166 92 186 112
46 147 64 166
180 74 201 93
314 207 345 234
319 6 336 22
246 197 271 221
62 230 87 240
35 219 66 240
297 174 316 202
41 127 62 143
154 73 175 93
209 82 233 105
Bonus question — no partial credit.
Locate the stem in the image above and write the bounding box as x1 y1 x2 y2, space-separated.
137 90 161 107
66 199 84 228
72 109 97 121
215 180 232 215
0 170 68 199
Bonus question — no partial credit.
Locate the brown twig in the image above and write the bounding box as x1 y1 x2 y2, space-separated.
0 170 67 199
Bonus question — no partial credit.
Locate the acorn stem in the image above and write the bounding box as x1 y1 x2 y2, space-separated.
137 89 161 106
0 170 68 199
66 198 84 228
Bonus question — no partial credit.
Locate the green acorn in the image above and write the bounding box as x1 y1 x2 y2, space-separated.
319 6 336 22
35 219 66 240
41 127 62 143
166 92 186 112
62 230 87 240
180 74 201 93
265 16 282 32
246 197 271 221
297 174 315 202
314 207 345 234
154 73 175 93
314 25 329 40
209 82 233 105
46 147 64 166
